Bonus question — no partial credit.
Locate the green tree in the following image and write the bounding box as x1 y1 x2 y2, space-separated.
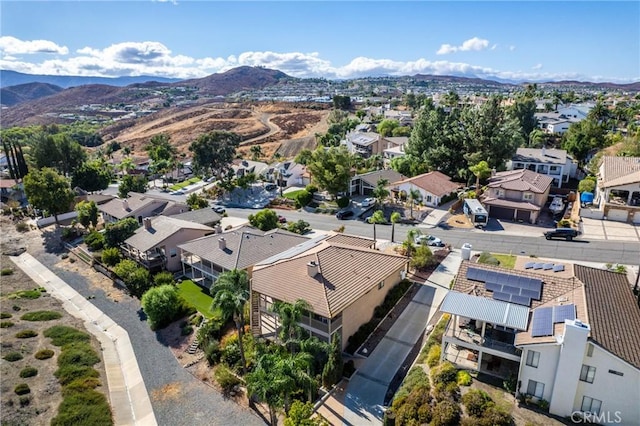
369 210 386 242
390 211 401 243
332 95 351 110
248 208 279 231
1 136 29 179
578 176 597 194
410 245 434 270
101 247 121 267
71 159 112 192
104 217 139 248
306 147 351 198
389 155 429 178
113 259 151 298
372 178 390 207
469 160 492 192
321 334 343 388
508 96 538 140
562 118 606 164
23 167 74 225
392 126 411 137
28 132 86 176
287 220 311 235
273 299 311 349
55 134 87 177
403 229 419 257
284 400 323 426
75 200 99 229
141 284 183 330
408 188 422 219
250 145 263 161
189 131 240 178
377 119 400 137
186 193 209 210
118 174 148 198
210 269 250 374
153 271 175 287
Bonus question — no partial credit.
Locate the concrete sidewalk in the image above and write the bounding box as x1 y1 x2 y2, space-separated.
11 253 157 426
338 251 461 425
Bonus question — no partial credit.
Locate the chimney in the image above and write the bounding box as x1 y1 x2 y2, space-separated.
218 238 226 250
307 261 319 278
542 146 546 156
215 224 223 234
122 199 129 211
143 217 152 230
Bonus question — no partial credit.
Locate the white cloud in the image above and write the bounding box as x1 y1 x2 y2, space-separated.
532 63 543 70
0 36 68 55
437 37 489 55
509 45 516 51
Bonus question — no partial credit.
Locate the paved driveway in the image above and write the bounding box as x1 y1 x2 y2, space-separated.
581 218 640 242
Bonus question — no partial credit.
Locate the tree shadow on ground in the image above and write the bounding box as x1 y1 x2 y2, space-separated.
40 227 66 254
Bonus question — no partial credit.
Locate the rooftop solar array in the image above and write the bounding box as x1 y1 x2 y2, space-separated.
530 304 577 337
467 266 543 307
524 262 566 273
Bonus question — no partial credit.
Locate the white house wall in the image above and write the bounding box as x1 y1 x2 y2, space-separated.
518 344 561 402
394 182 439 207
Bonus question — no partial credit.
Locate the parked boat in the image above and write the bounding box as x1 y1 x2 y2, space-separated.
549 196 565 215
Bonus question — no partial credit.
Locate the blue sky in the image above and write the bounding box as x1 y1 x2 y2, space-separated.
1 1 638 82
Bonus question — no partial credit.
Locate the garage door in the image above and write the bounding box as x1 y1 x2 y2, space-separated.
606 209 629 222
633 213 640 224
490 206 514 220
516 210 531 222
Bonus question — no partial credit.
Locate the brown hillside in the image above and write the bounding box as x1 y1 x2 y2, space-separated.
178 66 290 95
0 82 64 107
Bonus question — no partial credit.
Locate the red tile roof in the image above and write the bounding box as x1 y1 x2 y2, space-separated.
391 171 461 197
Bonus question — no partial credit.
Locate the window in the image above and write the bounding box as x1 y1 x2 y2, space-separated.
523 192 534 201
580 365 596 383
169 248 177 258
581 396 602 414
378 281 384 290
527 380 545 398
608 369 624 377
526 350 540 368
426 195 432 203
586 344 594 357
497 189 505 198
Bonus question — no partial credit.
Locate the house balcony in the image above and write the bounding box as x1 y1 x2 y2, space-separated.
443 320 521 360
122 246 166 270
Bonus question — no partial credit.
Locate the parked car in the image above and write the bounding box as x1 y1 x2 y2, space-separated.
544 228 578 241
212 206 226 214
361 197 376 208
278 215 287 223
415 234 444 247
265 183 277 191
336 210 355 220
170 190 185 195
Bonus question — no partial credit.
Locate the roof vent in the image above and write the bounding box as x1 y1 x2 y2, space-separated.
143 217 152 230
307 261 319 278
218 238 226 250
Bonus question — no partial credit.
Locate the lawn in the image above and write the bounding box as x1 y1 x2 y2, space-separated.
177 280 217 318
168 177 201 191
492 253 516 269
282 189 306 200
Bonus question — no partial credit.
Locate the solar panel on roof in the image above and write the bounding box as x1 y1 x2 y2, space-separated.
492 292 511 303
485 271 498 283
518 276 531 289
553 264 565 273
543 263 554 270
553 304 576 323
485 282 502 292
467 267 482 281
534 263 544 270
521 288 540 299
525 262 535 269
510 295 532 306
531 307 554 337
502 285 521 295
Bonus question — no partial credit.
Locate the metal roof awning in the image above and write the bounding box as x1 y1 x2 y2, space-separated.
440 291 530 331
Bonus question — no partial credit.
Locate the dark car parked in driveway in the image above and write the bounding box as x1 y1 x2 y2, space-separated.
336 210 355 220
544 228 579 241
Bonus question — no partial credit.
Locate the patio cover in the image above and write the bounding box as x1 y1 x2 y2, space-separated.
440 291 530 331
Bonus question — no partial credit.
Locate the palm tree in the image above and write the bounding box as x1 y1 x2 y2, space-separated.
469 160 492 194
250 145 263 161
372 178 390 207
273 299 311 351
118 157 135 175
369 210 386 244
408 188 422 219
246 354 282 425
390 211 401 243
210 269 250 374
403 229 419 257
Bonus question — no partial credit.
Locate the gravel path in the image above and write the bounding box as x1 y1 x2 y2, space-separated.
34 250 264 426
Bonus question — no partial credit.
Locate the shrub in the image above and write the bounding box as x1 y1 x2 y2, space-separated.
305 184 318 194
153 271 175 287
462 389 492 417
63 377 101 394
19 395 31 407
214 364 242 394
181 325 193 336
44 325 90 346
84 230 105 251
220 340 241 370
12 305 21 311
35 349 55 360
19 366 38 378
141 285 185 330
0 312 12 318
431 361 457 385
54 364 100 386
336 196 350 208
433 381 460 402
204 340 221 365
294 190 313 208
51 388 112 426
457 370 472 386
58 343 100 367
21 311 63 321
476 405 512 426
13 289 42 299
15 221 29 232
14 384 31 395
101 247 121 266
1 321 15 328
426 344 441 367
393 367 430 404
478 251 500 266
1 268 14 276
16 329 38 338
3 352 24 362
431 400 461 426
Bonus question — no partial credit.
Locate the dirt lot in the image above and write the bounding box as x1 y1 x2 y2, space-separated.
0 218 109 425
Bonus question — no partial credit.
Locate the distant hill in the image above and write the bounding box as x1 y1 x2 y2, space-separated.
177 66 291 95
0 82 64 107
412 73 516 86
530 80 640 92
0 70 182 89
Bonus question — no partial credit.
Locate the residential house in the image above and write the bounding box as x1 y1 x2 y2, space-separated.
349 169 405 196
342 130 383 158
167 208 222 227
0 178 26 207
122 215 214 272
508 147 577 188
482 169 552 223
99 192 189 225
232 159 270 179
178 225 308 289
534 112 580 135
382 136 408 164
585 156 640 223
266 161 310 189
389 171 461 207
439 261 640 425
250 234 408 350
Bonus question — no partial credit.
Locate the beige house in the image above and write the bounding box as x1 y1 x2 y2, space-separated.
482 169 552 224
122 215 214 272
588 156 640 223
250 235 408 350
389 171 461 207
99 192 188 225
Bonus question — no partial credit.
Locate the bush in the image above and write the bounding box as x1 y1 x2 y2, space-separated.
3 352 24 362
14 384 31 395
16 329 38 338
15 221 29 232
305 184 318 194
214 364 242 394
431 361 457 385
457 370 472 386
181 325 193 336
63 377 101 394
220 340 242 370
44 325 90 346
19 395 31 407
431 400 461 426
35 349 55 360
478 251 500 266
19 366 38 378
55 364 100 386
1 312 12 318
204 340 221 365
294 190 313 208
51 388 112 426
58 343 100 367
1 321 15 328
462 389 492 417
153 271 175 287
475 405 512 426
426 344 441 367
84 230 105 251
101 247 121 266
1 268 14 276
12 289 42 299
393 367 430 404
557 218 572 228
336 196 350 208
21 311 63 321
141 285 185 330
